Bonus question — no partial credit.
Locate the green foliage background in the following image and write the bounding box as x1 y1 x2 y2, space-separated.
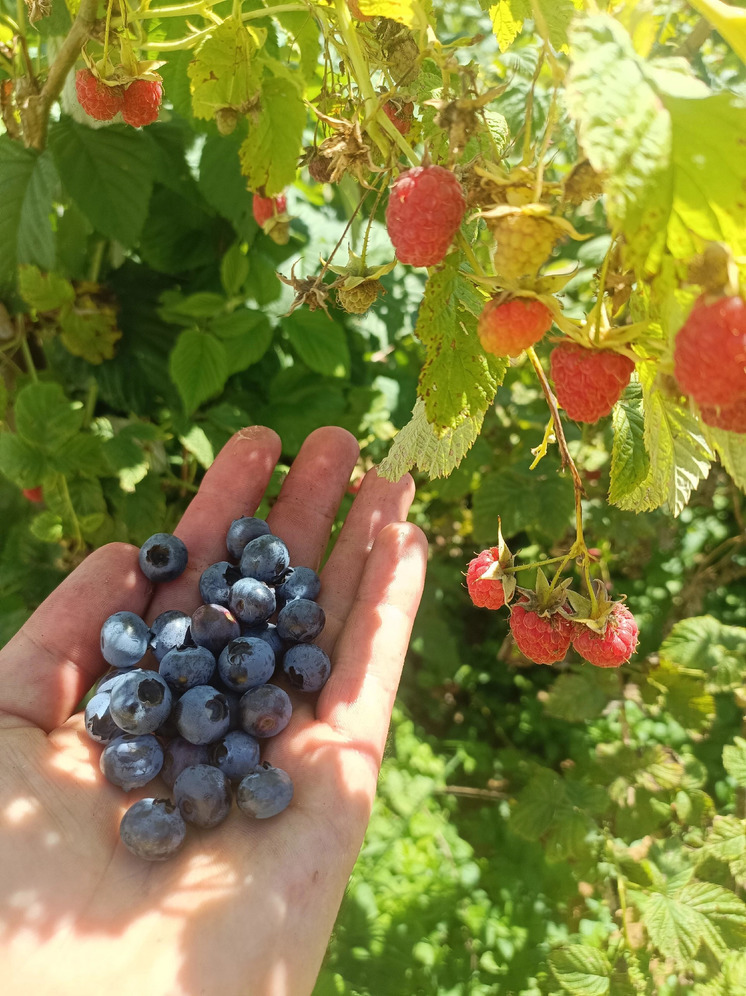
2 0 746 993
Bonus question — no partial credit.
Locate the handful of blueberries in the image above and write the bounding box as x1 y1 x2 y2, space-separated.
85 517 328 861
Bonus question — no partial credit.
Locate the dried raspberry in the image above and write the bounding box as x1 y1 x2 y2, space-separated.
573 603 638 668
308 151 335 184
700 395 746 433
383 100 413 135
75 68 124 122
478 297 553 357
510 603 574 665
550 343 635 423
466 548 506 610
122 79 162 128
385 166 466 267
674 295 746 406
253 194 287 227
337 280 382 315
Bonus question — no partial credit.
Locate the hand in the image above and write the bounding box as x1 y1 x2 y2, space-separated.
0 426 427 996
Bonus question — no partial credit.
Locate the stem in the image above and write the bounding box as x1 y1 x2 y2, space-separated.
529 0 563 78
526 347 584 495
589 238 616 339
19 332 38 382
457 233 486 276
102 0 115 70
59 474 85 551
360 179 386 265
319 185 371 277
82 379 98 428
88 239 107 283
502 555 569 574
520 50 543 166
533 84 559 202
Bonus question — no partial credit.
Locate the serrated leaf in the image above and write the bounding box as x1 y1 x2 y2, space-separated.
59 307 122 364
220 244 250 296
51 434 106 478
489 0 530 52
199 131 257 239
0 433 47 487
169 329 229 413
646 661 715 735
110 472 166 545
415 260 506 435
707 425 746 494
378 398 483 481
543 670 618 724
0 138 57 291
700 817 746 890
609 385 649 505
723 738 746 788
211 310 274 374
48 119 155 247
239 75 306 196
18 265 74 312
659 616 746 690
549 945 611 996
511 768 567 840
14 382 84 449
284 310 350 378
188 18 263 121
473 462 574 545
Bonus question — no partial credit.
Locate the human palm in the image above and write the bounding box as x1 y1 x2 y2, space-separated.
0 426 427 995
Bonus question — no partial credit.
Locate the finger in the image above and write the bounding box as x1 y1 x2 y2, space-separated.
317 522 427 762
0 544 151 732
316 469 416 656
266 426 359 568
147 426 282 620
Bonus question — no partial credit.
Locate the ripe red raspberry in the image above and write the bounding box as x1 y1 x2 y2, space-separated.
75 68 124 122
253 194 287 227
122 79 162 128
573 603 638 668
466 548 506 610
509 603 574 665
383 101 413 135
478 297 553 357
22 486 44 503
550 343 635 423
385 166 466 267
700 395 746 433
674 295 746 406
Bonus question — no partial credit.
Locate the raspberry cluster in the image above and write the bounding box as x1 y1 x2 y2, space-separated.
85 518 329 861
75 68 162 127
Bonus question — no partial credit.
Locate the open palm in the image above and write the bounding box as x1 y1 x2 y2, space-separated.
0 426 427 996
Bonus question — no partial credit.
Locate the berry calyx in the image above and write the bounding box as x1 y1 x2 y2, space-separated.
573 602 638 668
122 79 163 128
385 165 466 268
75 68 125 122
700 395 746 433
550 343 635 423
510 603 574 665
673 295 746 407
478 297 553 357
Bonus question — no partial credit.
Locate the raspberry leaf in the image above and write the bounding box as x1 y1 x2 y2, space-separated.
378 398 484 482
188 19 264 121
609 385 649 506
169 329 229 414
239 75 306 197
0 139 57 292
706 427 746 495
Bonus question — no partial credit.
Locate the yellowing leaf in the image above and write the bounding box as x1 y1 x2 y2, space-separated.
489 0 530 52
378 398 484 481
239 75 306 196
59 305 122 364
357 0 430 31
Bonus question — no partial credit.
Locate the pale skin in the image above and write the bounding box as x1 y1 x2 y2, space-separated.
0 425 428 996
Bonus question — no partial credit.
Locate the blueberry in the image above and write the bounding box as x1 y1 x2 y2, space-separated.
120 798 187 861
229 577 276 626
108 669 173 735
190 603 240 657
209 730 260 781
276 598 325 643
226 516 270 561
236 763 294 819
199 561 243 607
242 622 286 662
139 532 189 583
159 646 216 692
161 737 210 789
174 685 231 745
275 566 321 608
96 667 134 695
174 764 232 829
222 689 242 730
239 684 292 738
240 534 290 585
150 610 193 662
218 637 275 693
283 643 331 693
100 734 164 791
84 691 120 744
100 611 150 669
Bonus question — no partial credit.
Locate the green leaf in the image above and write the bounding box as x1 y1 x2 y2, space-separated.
609 385 649 505
0 138 57 291
724 738 746 788
543 670 619 724
179 425 214 469
188 18 263 121
0 433 47 487
220 244 250 296
687 0 746 64
659 616 746 690
18 265 75 312
59 307 121 364
239 74 306 195
473 462 574 545
48 119 155 247
284 310 350 378
700 817 746 890
415 260 506 435
14 382 84 449
169 329 229 413
51 434 107 478
646 661 715 735
489 0 531 52
378 398 484 481
110 472 167 545
549 945 611 996
29 511 64 544
211 310 274 374
199 132 257 239
511 768 568 840
707 425 746 494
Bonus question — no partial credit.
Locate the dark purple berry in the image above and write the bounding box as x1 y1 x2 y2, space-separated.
138 532 189 582
237 763 293 818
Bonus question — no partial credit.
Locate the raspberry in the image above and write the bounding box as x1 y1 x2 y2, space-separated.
700 395 746 433
550 343 635 423
22 486 44 503
122 79 162 128
385 166 466 267
478 297 553 357
253 194 287 227
337 280 382 315
75 68 124 122
466 548 506 610
510 603 574 665
490 210 562 282
573 603 638 668
673 295 746 406
383 101 413 135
